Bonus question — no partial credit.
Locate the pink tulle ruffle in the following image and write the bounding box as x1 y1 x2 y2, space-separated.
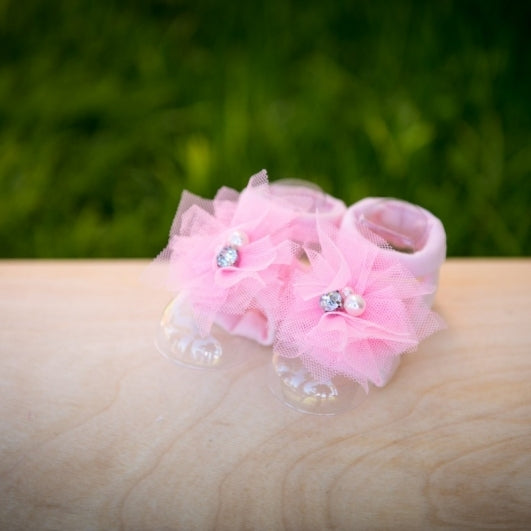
160 170 304 344
273 221 445 389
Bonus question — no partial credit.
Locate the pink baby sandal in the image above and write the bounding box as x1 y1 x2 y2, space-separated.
152 170 346 369
269 197 446 415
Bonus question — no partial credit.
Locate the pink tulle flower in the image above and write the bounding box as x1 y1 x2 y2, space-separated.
163 170 298 345
274 222 445 388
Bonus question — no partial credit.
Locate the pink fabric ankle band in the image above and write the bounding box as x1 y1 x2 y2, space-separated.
342 198 446 290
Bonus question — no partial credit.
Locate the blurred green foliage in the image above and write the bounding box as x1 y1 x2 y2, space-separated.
0 0 529 257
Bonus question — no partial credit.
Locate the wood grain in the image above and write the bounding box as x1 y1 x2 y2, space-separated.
0 259 530 530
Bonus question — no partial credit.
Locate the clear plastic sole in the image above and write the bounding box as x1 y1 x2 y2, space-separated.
155 296 249 370
268 353 370 415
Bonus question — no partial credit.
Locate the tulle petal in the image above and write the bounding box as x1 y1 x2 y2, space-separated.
154 170 303 342
274 217 445 387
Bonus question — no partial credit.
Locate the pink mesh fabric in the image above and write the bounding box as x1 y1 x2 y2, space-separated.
273 221 445 389
155 170 306 345
267 182 346 245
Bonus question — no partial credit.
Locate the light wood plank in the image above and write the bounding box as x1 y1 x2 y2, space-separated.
0 259 530 530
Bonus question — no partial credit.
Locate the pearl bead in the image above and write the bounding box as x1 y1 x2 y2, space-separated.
344 293 366 316
342 286 354 297
228 230 249 248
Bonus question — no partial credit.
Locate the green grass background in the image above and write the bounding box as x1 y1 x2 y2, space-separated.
0 0 529 257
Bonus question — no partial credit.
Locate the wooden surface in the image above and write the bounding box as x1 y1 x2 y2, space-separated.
0 259 530 530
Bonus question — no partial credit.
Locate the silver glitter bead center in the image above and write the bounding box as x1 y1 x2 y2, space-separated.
216 246 239 268
319 290 343 312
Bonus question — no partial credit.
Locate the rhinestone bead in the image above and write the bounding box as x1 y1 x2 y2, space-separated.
216 246 239 268
320 290 343 312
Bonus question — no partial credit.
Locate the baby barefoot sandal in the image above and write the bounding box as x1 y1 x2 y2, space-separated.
268 197 446 414
151 170 445 414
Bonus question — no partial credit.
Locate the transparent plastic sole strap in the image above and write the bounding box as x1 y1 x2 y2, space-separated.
155 296 248 369
268 353 370 415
